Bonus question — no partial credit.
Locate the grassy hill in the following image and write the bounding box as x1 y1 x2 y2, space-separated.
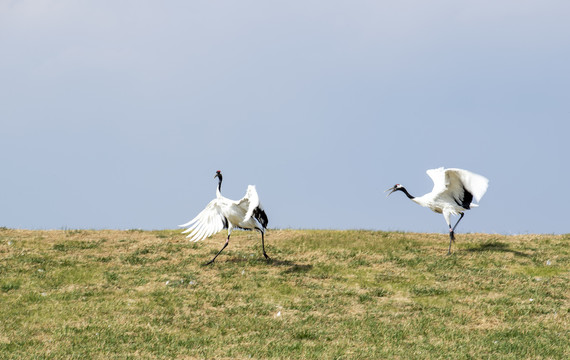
1 228 568 359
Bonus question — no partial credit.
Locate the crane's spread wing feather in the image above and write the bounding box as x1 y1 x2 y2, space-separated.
238 185 260 222
447 168 489 203
234 185 268 228
178 198 228 242
426 167 448 195
426 167 489 207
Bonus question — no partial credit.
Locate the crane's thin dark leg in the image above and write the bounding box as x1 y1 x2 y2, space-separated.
448 213 465 255
448 226 454 255
206 235 230 265
261 231 270 260
452 212 465 232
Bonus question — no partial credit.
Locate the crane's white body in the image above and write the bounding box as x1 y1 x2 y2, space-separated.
179 185 265 242
413 167 489 229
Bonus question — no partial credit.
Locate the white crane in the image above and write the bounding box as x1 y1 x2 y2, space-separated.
179 170 269 265
385 167 489 254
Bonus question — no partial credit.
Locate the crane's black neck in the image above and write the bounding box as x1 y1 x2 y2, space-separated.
217 175 223 193
398 187 415 200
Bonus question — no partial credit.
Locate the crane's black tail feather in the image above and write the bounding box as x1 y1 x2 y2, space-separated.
253 207 268 229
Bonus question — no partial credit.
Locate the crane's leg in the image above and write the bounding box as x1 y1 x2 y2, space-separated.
206 235 230 265
448 227 454 255
448 213 465 255
444 211 454 255
452 212 465 233
261 231 270 260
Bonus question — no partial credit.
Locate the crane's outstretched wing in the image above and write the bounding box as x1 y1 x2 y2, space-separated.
237 185 260 222
179 198 228 242
447 168 489 203
233 185 268 228
427 167 489 207
426 167 447 195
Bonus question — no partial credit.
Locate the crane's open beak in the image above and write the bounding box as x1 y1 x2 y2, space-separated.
385 186 397 197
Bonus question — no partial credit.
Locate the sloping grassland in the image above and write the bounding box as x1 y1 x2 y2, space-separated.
1 228 568 359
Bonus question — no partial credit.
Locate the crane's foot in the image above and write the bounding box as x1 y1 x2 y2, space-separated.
204 259 216 266
263 252 271 261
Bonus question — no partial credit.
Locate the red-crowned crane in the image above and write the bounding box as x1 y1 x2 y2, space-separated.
386 167 489 254
179 171 269 265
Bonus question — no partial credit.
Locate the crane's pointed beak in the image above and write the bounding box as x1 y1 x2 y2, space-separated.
385 186 397 197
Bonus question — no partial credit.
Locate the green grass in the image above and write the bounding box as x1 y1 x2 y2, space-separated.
0 229 568 359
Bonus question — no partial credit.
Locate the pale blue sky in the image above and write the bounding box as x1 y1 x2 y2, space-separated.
1 1 569 234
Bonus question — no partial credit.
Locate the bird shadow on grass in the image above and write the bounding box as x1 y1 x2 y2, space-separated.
222 257 313 273
275 261 313 274
464 241 531 257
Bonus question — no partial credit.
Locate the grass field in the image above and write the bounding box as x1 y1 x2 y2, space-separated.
0 228 568 359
